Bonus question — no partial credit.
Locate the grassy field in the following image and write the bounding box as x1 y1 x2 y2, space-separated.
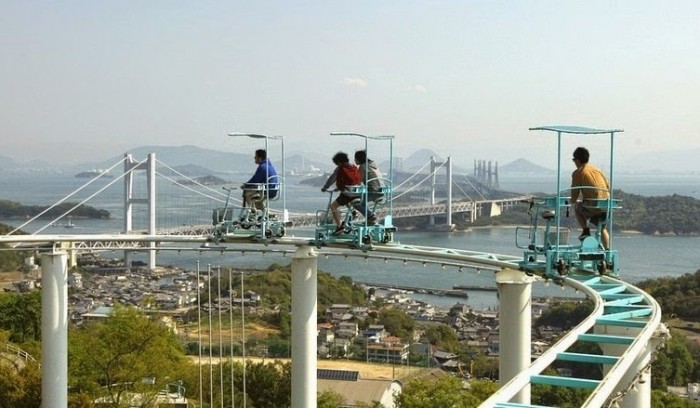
186 354 437 381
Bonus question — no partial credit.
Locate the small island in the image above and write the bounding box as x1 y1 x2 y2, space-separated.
178 175 228 186
75 170 114 179
0 200 111 220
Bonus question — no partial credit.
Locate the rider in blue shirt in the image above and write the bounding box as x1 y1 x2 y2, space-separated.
242 149 279 213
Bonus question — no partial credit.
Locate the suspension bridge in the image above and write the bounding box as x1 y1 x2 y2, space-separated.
0 145 668 408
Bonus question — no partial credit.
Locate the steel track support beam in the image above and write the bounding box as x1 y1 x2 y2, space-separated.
496 268 536 404
291 245 318 408
41 251 68 408
594 324 665 408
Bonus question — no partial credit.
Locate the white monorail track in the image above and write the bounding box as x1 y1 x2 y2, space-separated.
0 234 666 407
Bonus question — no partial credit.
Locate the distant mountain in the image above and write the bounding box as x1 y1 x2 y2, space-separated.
285 153 330 174
159 164 218 177
404 148 445 165
79 145 251 174
390 148 469 174
3 144 695 176
618 148 700 174
0 155 19 169
500 158 554 174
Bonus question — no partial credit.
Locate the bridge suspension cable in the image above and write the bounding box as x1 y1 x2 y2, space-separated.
392 160 432 191
8 157 129 235
18 161 135 236
155 159 232 204
457 172 488 201
393 159 447 201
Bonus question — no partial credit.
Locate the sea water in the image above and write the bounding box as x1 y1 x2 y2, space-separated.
1 172 698 309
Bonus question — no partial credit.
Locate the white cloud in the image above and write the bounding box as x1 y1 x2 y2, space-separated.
409 84 427 93
342 76 368 88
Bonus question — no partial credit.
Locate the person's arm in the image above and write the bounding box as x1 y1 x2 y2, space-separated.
570 172 581 202
321 168 338 191
246 163 267 186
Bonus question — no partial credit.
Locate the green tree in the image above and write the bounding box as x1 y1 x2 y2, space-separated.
424 323 459 351
0 222 30 271
651 334 695 388
395 376 497 408
471 354 498 380
650 389 695 407
244 360 292 408
378 308 415 340
68 306 185 406
0 361 41 408
531 368 590 407
0 291 42 343
535 300 593 331
318 390 344 408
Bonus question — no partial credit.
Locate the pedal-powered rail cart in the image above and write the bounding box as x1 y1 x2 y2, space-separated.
516 125 623 278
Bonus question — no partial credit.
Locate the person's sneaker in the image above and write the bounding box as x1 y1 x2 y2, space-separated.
333 223 346 235
578 228 591 240
367 214 377 225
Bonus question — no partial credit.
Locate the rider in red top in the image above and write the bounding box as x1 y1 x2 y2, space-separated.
321 152 361 234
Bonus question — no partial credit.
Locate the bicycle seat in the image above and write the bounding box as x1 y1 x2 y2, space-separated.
541 210 556 220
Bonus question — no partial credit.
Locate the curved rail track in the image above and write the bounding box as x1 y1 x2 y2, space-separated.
0 233 666 407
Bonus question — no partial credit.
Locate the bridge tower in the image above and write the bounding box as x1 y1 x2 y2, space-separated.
124 153 157 269
430 156 455 230
474 159 499 189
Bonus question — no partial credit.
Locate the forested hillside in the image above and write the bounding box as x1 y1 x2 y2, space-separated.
637 270 700 320
0 200 110 219
0 223 30 271
470 190 700 235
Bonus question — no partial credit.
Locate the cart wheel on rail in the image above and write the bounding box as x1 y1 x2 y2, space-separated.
556 259 568 276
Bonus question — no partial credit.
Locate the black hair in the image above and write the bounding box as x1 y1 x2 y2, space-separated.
354 150 368 163
573 147 590 164
255 149 267 160
332 152 350 165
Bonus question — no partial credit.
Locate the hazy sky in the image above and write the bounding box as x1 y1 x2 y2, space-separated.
2 1 699 169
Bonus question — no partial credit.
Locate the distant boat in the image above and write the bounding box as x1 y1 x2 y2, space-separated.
64 219 75 228
75 169 113 179
51 219 76 228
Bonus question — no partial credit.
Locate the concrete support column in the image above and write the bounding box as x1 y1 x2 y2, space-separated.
41 251 69 408
291 246 318 408
59 241 77 268
496 268 535 404
617 348 651 408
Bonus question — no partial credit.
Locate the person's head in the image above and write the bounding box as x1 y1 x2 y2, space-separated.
254 149 267 164
572 147 590 165
354 150 367 164
332 152 350 165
